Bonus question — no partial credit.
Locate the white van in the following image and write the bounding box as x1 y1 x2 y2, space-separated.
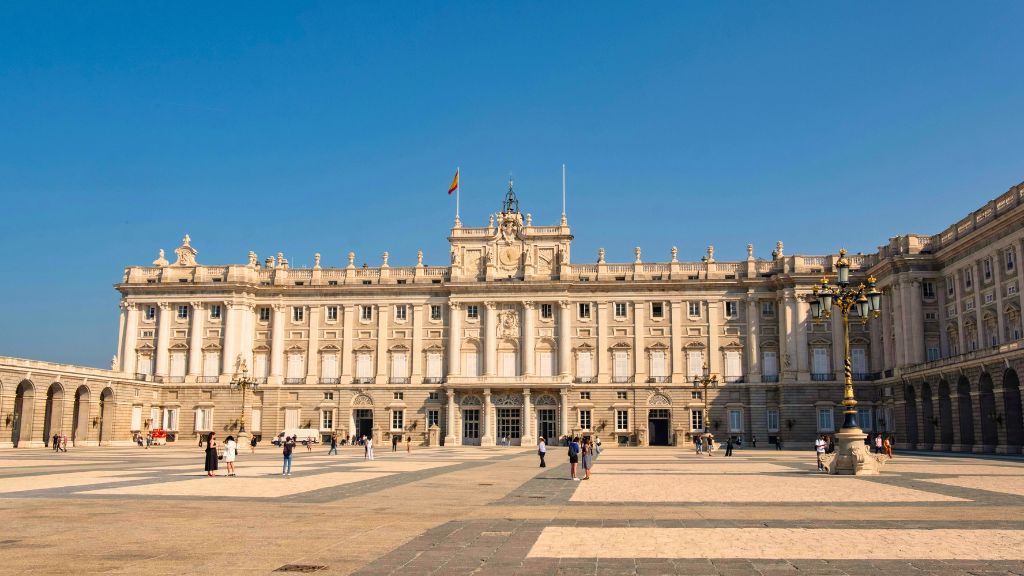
272 429 320 446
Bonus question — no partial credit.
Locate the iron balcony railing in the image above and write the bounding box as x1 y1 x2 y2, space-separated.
811 373 834 382
320 377 340 384
611 376 634 384
283 377 305 384
423 377 445 384
762 374 780 383
390 377 411 384
353 377 375 384
198 376 219 383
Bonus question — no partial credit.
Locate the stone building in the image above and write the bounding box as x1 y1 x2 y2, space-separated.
2 180 1023 452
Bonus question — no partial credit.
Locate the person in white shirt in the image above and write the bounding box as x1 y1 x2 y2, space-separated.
537 436 546 468
874 434 883 454
815 435 827 472
223 435 237 476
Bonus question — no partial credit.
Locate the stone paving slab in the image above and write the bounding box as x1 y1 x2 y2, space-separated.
82 470 396 498
920 475 1024 497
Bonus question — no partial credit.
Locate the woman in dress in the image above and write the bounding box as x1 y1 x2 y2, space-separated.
883 435 893 459
223 435 237 476
581 438 593 480
204 432 219 477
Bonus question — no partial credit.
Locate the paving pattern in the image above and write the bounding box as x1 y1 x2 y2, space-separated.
0 444 1022 575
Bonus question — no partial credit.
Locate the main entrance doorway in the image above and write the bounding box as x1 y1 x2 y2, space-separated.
462 409 480 446
355 409 373 439
648 408 671 446
538 409 556 443
496 408 521 445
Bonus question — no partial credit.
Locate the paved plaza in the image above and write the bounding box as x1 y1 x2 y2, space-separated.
0 445 1023 575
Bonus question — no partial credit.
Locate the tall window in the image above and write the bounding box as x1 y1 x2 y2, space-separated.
613 350 629 381
355 353 372 379
724 301 738 318
170 352 186 379
728 409 743 433
578 303 591 319
395 305 407 321
540 304 553 319
812 347 830 375
145 306 156 321
651 302 664 318
964 268 973 289
321 353 339 380
326 306 338 321
922 282 936 299
818 408 834 432
767 409 780 432
427 409 440 428
576 351 593 380
286 352 304 380
430 305 442 320
254 353 269 379
1007 250 1016 271
983 258 992 280
177 305 189 319
194 408 212 431
210 305 221 319
361 305 373 321
616 410 629 431
614 302 627 318
856 408 872 430
131 406 142 431
579 410 592 430
391 410 404 431
650 350 667 378
163 408 179 431
688 302 701 317
762 351 778 378
690 410 704 431
499 350 517 377
426 352 442 380
496 408 521 439
851 348 867 375
292 307 304 322
761 301 775 318
538 350 555 377
466 305 479 319
321 410 334 430
724 351 742 382
464 349 481 377
258 307 270 322
687 350 704 379
391 352 408 380
136 354 155 376
203 351 220 378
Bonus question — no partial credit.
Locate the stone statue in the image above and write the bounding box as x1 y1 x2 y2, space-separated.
417 250 423 266
776 241 785 259
248 251 258 268
110 355 118 370
348 251 356 268
450 247 460 266
314 253 321 269
598 247 605 263
634 246 642 264
152 249 169 267
671 246 678 263
381 251 389 267
266 256 275 269
525 213 532 226
488 214 495 228
172 234 198 266
747 244 754 259
706 245 715 263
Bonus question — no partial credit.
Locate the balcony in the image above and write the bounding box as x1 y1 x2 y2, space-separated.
723 376 744 383
320 377 340 384
611 376 634 384
135 373 149 381
168 376 185 383
353 377 375 384
284 378 305 384
423 377 445 384
198 376 219 383
647 376 671 384
761 374 780 383
852 373 880 382
811 373 834 382
254 377 268 384
390 377 411 384
574 376 596 384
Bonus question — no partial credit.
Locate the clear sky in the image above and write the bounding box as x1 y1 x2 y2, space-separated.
1 2 1022 367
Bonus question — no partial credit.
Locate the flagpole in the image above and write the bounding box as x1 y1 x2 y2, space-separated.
456 166 460 221
561 163 567 226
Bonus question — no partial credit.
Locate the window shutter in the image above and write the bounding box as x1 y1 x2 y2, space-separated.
613 351 628 378
137 355 153 375
577 351 593 378
762 351 778 376
392 352 408 378
356 353 372 378
204 352 220 377
321 354 338 379
254 353 269 378
812 348 829 374
725 351 741 380
464 351 480 377
286 353 303 379
426 353 441 378
500 351 516 377
538 352 554 377
687 351 704 378
650 351 666 377
130 406 142 431
170 353 186 378
851 348 867 374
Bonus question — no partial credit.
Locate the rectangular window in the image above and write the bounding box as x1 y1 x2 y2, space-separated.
170 352 186 379
728 409 743 433
690 410 704 431
391 410 404 431
614 302 627 318
361 305 373 321
210 305 221 319
254 353 269 379
163 408 179 431
145 306 157 321
724 350 742 382
650 350 667 378
616 391 628 400
818 408 834 432
579 391 591 400
964 268 973 289
323 392 334 400
194 408 212 432
292 307 304 322
286 353 303 380
540 304 553 319
1007 250 1016 271
926 347 940 361
393 391 404 400
691 391 702 399
947 277 955 296
131 406 142 431
259 307 270 322
136 354 155 376
812 347 830 375
427 409 440 428
762 351 778 377
391 352 408 379
430 305 442 321
761 301 775 318
464 351 480 377
767 409 780 432
538 351 555 377
724 301 738 318
395 305 407 321
857 408 872 431
983 258 992 280
613 350 629 380
922 282 936 299
466 305 479 319
428 391 440 401
499 351 517 377
579 409 592 430
851 348 867 375
321 354 339 380
326 306 338 321
651 302 664 318
576 351 593 379
204 351 220 378
578 302 591 319
426 353 442 379
687 350 704 378
496 408 521 439
321 410 334 430
616 410 629 431
284 408 299 430
688 302 701 317
177 305 189 320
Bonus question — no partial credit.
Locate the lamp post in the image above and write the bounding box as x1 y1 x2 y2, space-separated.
807 249 884 474
693 362 718 436
229 356 260 440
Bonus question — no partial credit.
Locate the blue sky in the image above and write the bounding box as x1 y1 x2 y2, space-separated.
1 2 1022 367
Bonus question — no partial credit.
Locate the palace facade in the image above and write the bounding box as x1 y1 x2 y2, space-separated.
2 181 1024 453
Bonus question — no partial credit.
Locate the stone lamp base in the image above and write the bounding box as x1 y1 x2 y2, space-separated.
821 427 888 475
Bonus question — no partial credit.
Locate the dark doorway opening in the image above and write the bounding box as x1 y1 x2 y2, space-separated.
648 408 671 446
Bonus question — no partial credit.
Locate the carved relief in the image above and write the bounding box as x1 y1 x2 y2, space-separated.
492 393 523 407
351 394 373 406
498 310 519 338
648 393 671 406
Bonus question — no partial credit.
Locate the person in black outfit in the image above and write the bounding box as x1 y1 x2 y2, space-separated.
203 432 219 477
725 437 734 457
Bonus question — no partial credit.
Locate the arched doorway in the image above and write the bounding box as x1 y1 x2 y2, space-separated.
938 379 954 447
920 382 935 448
956 376 975 449
42 383 65 446
12 380 35 448
1003 369 1023 449
72 386 91 445
904 385 919 448
98 388 115 445
978 373 998 449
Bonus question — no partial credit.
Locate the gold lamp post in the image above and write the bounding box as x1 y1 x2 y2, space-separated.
807 249 884 474
693 363 718 435
229 356 260 439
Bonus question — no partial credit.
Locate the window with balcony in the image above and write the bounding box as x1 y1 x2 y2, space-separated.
203 351 220 380
286 352 304 383
964 268 973 289
355 353 373 382
390 352 409 383
724 350 742 382
649 350 668 382
320 354 339 383
576 351 594 382
762 350 779 381
612 350 630 382
686 350 704 379
811 347 830 379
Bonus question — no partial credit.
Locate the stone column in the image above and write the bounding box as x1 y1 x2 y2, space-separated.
909 279 925 364
306 305 320 383
707 299 721 377
223 302 241 377
341 305 354 382
522 388 532 441
447 303 462 378
411 303 424 379
937 278 950 357
376 304 389 381
116 303 127 373
559 388 570 437
121 303 139 376
270 304 286 382
953 271 966 354
881 290 895 369
598 302 610 381
634 301 646 381
516 301 533 376
869 307 884 373
795 291 810 379
239 303 255 369
558 301 572 376
891 281 906 368
780 291 792 379
994 253 1006 343
188 301 204 377
155 303 172 378
973 261 984 348
745 294 760 381
484 302 497 376
444 388 457 446
481 388 493 446
670 301 683 381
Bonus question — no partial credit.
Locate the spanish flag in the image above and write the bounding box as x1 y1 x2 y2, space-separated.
448 168 459 195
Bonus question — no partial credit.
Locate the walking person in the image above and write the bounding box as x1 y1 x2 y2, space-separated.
537 436 547 467
725 436 734 457
815 435 826 472
874 434 883 454
61 434 68 452
392 434 399 452
581 438 594 480
204 432 219 477
883 435 893 459
776 436 783 450
752 434 757 448
694 434 702 455
568 436 580 480
366 435 375 461
328 432 338 456
281 435 295 476
250 435 258 454
224 435 237 476
406 436 411 453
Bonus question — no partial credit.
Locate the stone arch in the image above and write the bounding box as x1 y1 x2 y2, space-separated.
534 394 558 406
938 379 954 447
648 393 671 406
1003 368 1023 448
350 394 373 407
98 387 115 445
42 382 65 447
72 385 91 445
904 384 919 448
978 372 998 449
956 376 975 448
920 381 935 447
12 380 35 448
460 394 483 407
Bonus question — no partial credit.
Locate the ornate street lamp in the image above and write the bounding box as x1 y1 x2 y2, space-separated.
692 362 718 435
229 356 260 438
807 249 882 431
